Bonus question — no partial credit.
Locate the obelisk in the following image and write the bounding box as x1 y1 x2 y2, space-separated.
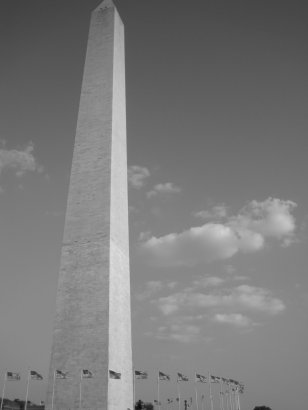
45 1 133 410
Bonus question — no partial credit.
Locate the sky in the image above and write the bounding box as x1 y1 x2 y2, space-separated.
0 0 307 409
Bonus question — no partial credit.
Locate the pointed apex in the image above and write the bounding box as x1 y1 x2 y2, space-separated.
94 0 115 11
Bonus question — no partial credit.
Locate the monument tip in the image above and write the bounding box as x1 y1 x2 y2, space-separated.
94 0 115 11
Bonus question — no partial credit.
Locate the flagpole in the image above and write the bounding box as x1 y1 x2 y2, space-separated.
233 389 236 410
24 369 31 410
133 367 136 408
226 382 231 410
235 390 238 410
224 387 228 410
233 389 237 410
227 388 231 410
177 381 180 410
203 383 207 410
232 389 235 410
237 390 241 410
229 387 234 410
157 374 160 410
220 380 225 410
79 370 82 410
227 385 231 410
194 373 199 410
194 384 199 410
0 371 7 410
208 372 213 410
51 370 56 410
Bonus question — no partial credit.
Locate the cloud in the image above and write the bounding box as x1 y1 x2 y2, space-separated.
155 285 285 316
147 182 181 198
153 323 202 343
213 313 256 327
232 275 250 281
128 165 150 188
146 281 163 292
136 280 178 301
140 198 297 266
230 198 297 240
140 280 283 340
141 223 262 266
194 204 228 220
167 281 178 289
193 276 226 288
0 142 43 177
135 280 163 301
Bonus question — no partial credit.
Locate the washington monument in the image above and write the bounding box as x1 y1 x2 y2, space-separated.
46 1 133 409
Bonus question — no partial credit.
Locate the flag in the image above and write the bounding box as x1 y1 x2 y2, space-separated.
167 399 173 403
55 370 68 379
238 384 244 394
30 371 43 380
210 375 220 383
135 370 148 379
109 370 121 379
7 372 20 380
177 372 188 382
195 373 207 383
159 371 170 381
154 400 161 405
221 377 228 384
82 369 93 379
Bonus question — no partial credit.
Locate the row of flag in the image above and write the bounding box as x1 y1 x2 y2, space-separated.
2 369 244 410
1 371 45 410
136 371 244 393
3 370 243 390
2 369 122 381
3 371 42 381
152 372 244 410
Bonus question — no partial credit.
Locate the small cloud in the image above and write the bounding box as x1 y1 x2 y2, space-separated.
235 284 285 314
138 231 152 241
213 313 255 327
232 275 250 281
155 284 285 317
224 265 236 274
167 281 178 289
140 223 259 267
158 300 179 315
128 205 139 215
140 197 297 267
147 182 181 198
281 236 298 247
230 198 297 240
135 280 163 301
128 165 150 189
0 141 43 177
147 281 163 292
194 204 228 220
155 323 202 343
193 276 225 288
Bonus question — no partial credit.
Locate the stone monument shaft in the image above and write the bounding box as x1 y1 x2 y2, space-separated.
46 1 133 409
